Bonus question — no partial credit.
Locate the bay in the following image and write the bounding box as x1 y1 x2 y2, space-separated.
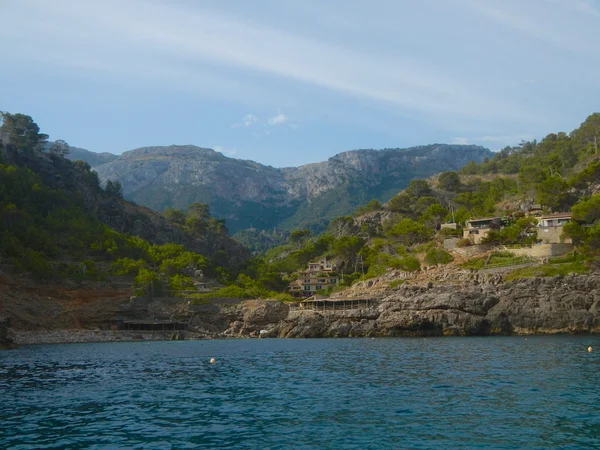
1 337 599 449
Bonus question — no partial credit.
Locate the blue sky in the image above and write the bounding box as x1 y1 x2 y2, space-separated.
1 0 599 167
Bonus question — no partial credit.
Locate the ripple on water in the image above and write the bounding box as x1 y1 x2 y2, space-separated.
0 336 599 449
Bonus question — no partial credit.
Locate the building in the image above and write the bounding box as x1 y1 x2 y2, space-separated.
526 204 544 217
537 213 572 244
289 259 338 297
440 222 458 230
538 213 571 228
463 217 501 244
307 259 335 272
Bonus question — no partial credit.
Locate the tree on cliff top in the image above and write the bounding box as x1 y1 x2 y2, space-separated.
0 112 48 153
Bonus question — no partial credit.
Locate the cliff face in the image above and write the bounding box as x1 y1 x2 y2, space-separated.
272 274 599 338
93 144 492 233
6 273 598 344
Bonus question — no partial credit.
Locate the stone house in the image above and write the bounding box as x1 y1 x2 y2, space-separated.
537 213 572 244
463 217 501 244
289 259 338 297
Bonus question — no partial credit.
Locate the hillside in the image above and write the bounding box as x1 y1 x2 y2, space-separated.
242 113 600 298
0 113 250 294
92 144 492 234
65 145 118 166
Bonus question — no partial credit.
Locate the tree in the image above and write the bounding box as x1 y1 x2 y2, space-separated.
354 199 382 215
421 203 448 228
405 179 432 198
387 192 413 214
163 208 186 225
571 194 600 223
187 203 211 220
333 236 365 268
289 229 311 247
438 171 461 192
386 218 432 245
49 139 70 157
0 112 48 153
105 180 124 199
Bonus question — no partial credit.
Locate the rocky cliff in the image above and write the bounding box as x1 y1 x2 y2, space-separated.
93 144 492 233
5 273 598 345
272 274 599 338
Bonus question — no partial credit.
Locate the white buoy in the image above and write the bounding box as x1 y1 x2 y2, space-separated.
209 357 216 364
588 346 593 353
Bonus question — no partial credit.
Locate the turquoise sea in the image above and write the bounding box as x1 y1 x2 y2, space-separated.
1 337 599 449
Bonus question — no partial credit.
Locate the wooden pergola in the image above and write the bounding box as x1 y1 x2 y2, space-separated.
289 297 373 312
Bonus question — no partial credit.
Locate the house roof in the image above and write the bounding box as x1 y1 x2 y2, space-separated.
540 213 571 219
467 217 500 222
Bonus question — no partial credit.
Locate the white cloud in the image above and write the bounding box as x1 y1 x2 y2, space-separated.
267 113 287 125
451 137 470 145
232 114 258 128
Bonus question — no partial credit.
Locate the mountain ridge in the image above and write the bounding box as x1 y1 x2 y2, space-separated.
75 143 492 233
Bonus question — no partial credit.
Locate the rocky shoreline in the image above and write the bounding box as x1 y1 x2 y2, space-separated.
2 273 599 347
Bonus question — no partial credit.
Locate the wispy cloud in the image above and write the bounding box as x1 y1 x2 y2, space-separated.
464 0 599 55
232 114 258 128
0 0 535 124
267 113 287 125
1 0 598 152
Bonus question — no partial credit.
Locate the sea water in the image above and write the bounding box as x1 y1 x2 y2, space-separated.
1 337 599 449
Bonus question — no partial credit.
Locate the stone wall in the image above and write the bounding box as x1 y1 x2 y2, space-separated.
537 226 571 244
509 243 573 258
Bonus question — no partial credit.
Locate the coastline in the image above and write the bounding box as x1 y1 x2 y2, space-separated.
2 273 599 347
7 326 599 347
8 329 214 346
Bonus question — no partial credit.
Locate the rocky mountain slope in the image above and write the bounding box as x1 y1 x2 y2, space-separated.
92 144 492 233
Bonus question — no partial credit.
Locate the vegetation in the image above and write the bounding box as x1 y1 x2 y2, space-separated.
3 110 600 301
0 112 241 289
460 252 532 270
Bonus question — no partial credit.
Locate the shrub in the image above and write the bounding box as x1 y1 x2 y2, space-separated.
169 274 195 292
112 258 146 275
389 280 405 288
424 249 454 265
505 262 588 280
456 238 473 247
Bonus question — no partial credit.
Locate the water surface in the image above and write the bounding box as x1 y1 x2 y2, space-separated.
1 337 599 449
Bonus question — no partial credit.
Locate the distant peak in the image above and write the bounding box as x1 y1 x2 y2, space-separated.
119 145 224 160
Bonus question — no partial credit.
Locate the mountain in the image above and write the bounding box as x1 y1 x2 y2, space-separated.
66 145 118 166
94 144 492 233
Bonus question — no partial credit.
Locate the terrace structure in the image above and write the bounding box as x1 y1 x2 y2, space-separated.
288 296 373 311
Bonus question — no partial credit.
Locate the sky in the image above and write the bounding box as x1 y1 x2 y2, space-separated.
1 0 599 168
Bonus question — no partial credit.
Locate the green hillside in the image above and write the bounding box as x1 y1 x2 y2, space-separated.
0 113 250 295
